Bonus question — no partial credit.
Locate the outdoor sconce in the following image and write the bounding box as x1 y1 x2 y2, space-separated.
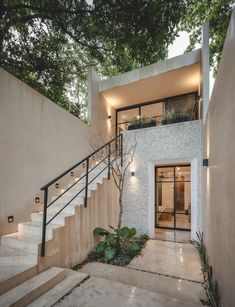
203 159 209 167
108 115 112 120
131 171 135 176
35 197 40 204
70 171 74 177
55 183 59 189
8 216 14 223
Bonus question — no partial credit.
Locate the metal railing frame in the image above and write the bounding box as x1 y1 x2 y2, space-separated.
40 134 123 257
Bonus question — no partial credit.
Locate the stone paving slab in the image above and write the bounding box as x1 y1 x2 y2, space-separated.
55 276 204 307
128 239 203 282
81 262 206 305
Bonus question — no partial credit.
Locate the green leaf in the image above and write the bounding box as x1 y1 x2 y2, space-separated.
96 241 106 253
128 242 140 251
105 234 116 243
104 247 116 260
93 227 110 237
117 227 130 237
128 228 137 237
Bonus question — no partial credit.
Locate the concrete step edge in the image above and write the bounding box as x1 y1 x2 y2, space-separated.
29 270 88 307
0 266 67 306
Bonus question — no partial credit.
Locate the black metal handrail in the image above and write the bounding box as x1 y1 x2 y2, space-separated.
40 134 123 257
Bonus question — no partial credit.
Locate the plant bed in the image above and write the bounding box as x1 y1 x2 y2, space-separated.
87 226 148 266
128 120 156 130
192 232 219 307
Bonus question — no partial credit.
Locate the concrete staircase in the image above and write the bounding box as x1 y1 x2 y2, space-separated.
0 262 208 307
0 266 88 307
0 165 108 294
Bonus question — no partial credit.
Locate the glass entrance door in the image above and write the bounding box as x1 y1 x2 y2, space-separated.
155 165 191 231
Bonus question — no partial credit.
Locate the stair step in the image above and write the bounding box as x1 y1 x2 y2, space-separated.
81 262 207 305
0 245 37 266
18 221 61 239
1 233 42 254
50 194 84 206
31 212 72 226
0 266 66 307
29 270 88 307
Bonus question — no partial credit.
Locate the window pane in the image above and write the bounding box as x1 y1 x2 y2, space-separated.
175 166 190 181
156 167 174 182
165 94 196 115
156 182 174 228
141 102 164 120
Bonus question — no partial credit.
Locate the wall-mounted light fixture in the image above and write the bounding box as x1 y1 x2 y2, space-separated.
203 159 209 167
136 115 140 120
108 115 112 120
8 216 14 223
35 197 40 204
70 171 74 177
131 171 135 176
55 183 59 189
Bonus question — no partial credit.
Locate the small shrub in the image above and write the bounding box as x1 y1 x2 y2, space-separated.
192 232 219 307
88 226 148 266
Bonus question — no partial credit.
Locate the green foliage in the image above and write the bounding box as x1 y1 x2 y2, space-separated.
192 232 220 307
182 1 234 75
0 0 186 119
88 226 148 266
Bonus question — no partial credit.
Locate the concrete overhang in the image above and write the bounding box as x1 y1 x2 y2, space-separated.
99 49 201 109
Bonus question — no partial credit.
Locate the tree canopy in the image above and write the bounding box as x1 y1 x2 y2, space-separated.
181 0 234 75
0 1 234 120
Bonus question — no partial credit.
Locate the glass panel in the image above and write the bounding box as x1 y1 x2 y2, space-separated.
165 94 196 116
141 102 164 122
117 108 139 132
175 213 191 229
175 166 190 181
156 182 174 228
175 180 191 229
156 167 174 182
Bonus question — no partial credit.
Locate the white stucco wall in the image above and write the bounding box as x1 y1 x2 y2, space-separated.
0 68 114 235
122 120 202 239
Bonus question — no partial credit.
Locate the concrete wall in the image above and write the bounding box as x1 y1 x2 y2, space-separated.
0 68 113 235
122 120 202 239
201 22 210 122
202 10 235 306
38 178 119 271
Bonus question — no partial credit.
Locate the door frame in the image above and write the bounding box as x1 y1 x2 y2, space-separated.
155 164 191 231
148 158 200 239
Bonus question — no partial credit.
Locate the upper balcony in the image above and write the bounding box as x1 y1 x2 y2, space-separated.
97 49 204 135
115 92 199 134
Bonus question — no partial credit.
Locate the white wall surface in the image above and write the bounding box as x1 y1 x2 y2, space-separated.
0 68 113 235
122 120 202 239
203 9 235 306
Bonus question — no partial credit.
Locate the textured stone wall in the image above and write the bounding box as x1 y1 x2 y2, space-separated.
122 120 202 239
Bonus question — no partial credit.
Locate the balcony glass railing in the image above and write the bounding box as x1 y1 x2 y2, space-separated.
116 92 200 134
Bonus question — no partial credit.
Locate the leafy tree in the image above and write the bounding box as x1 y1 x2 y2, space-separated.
182 0 234 75
0 0 186 120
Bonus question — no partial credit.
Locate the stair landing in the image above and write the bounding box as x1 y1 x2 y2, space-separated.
0 245 37 295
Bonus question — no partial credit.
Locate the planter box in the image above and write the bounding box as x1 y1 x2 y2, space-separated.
128 121 156 131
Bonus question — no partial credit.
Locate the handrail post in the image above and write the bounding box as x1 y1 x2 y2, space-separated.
108 143 111 179
120 134 123 167
84 157 89 207
41 187 48 257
